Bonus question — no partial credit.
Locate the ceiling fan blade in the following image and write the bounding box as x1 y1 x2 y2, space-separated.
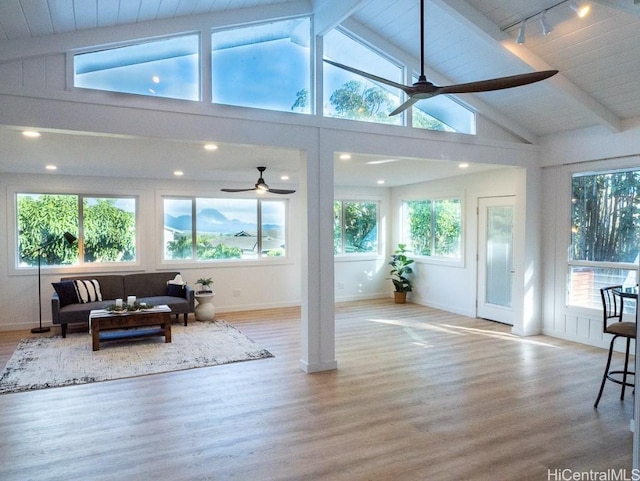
323 59 410 92
437 70 558 95
389 97 422 116
221 188 257 193
267 188 296 195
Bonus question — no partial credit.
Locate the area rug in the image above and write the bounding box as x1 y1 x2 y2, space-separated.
0 320 273 394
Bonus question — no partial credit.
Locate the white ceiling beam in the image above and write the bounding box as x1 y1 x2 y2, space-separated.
592 0 640 17
431 0 622 133
312 0 373 36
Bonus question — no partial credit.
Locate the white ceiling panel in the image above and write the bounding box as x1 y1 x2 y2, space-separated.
0 0 639 184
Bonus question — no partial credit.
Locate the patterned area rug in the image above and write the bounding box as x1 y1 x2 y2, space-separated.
0 320 273 394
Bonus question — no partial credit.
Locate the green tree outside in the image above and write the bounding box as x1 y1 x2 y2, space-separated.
18 194 79 265
572 171 640 263
334 201 378 254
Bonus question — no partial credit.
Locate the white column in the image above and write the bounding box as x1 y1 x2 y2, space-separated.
299 144 337 373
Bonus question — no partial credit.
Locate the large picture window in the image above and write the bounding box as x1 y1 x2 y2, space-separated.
333 201 378 255
74 34 200 101
163 197 287 261
568 169 640 309
16 193 137 267
402 198 462 260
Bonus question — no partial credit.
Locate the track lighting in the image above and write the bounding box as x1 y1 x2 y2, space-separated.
540 12 553 36
570 1 591 18
502 0 591 44
516 21 526 45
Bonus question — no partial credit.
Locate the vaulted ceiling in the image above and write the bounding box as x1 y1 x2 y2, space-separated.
0 0 638 185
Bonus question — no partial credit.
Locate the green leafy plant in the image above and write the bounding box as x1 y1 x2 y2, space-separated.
388 244 414 292
197 277 213 291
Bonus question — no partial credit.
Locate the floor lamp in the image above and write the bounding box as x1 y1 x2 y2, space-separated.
31 231 77 334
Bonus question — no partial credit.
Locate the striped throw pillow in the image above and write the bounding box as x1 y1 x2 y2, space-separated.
74 279 103 303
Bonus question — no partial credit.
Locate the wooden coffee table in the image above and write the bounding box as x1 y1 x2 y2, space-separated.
89 305 172 351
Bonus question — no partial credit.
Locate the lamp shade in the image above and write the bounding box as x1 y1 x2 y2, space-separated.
63 231 77 244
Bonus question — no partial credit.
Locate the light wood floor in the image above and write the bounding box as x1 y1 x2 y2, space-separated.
0 300 634 481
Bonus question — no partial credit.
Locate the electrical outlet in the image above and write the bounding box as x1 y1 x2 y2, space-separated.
338 282 345 289
233 288 241 297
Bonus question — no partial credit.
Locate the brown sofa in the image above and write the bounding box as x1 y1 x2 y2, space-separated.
51 271 194 337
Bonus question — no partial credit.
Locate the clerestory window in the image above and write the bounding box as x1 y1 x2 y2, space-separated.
74 34 200 101
211 18 311 113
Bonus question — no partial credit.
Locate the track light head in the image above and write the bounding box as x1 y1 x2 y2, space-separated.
516 21 526 44
570 1 591 18
540 12 553 36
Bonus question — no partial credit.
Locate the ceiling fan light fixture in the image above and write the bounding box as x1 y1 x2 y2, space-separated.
540 12 553 36
515 21 526 45
570 0 591 18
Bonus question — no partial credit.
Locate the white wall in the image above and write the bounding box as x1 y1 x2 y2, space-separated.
391 168 528 325
0 173 304 331
540 120 640 348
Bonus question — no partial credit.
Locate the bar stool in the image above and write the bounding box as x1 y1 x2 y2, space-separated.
594 285 636 408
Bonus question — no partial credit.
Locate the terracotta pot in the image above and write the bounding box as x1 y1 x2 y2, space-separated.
394 291 407 304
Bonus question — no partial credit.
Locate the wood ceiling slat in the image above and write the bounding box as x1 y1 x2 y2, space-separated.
156 0 182 19
137 0 161 22
73 0 98 30
20 0 53 37
0 2 30 40
97 0 120 28
50 0 76 34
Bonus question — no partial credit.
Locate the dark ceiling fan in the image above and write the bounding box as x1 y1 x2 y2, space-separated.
221 166 296 195
323 0 559 116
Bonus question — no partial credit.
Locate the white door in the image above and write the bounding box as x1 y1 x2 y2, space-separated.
477 197 515 325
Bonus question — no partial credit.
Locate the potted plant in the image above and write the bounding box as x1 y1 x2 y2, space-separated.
388 244 414 304
196 277 214 294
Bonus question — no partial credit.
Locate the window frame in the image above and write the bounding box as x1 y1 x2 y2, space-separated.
401 195 464 267
333 199 380 256
211 16 312 113
160 194 291 266
566 167 640 310
71 32 202 101
10 189 140 274
323 28 403 126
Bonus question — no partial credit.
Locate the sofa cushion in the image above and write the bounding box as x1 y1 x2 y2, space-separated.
166 283 186 298
59 300 114 323
124 272 180 298
61 275 124 300
74 279 103 303
138 296 190 314
52 280 79 308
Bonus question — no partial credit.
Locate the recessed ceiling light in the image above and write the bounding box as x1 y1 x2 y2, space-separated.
459 162 469 169
45 165 57 170
339 153 351 160
152 75 160 84
204 144 218 151
281 175 290 181
22 130 41 138
173 170 184 177
377 180 385 185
